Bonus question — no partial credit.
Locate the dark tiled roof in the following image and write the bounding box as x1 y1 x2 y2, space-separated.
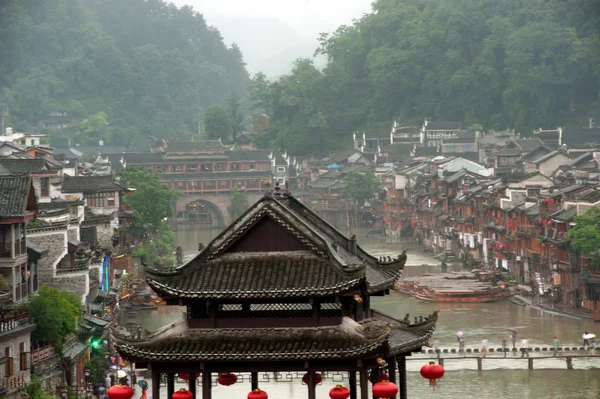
534 150 563 164
0 164 11 175
160 170 273 181
563 128 600 146
115 318 390 361
164 140 227 153
393 126 421 134
512 139 544 151
0 158 49 174
0 175 35 218
388 327 435 355
227 150 272 162
413 147 439 157
425 122 462 131
148 252 362 299
62 175 124 193
570 152 593 166
551 207 577 222
381 144 413 159
123 152 166 164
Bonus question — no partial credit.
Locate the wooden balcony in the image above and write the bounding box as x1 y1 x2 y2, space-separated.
0 240 27 258
0 309 33 335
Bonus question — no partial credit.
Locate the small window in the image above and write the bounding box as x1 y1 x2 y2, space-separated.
277 167 286 172
249 163 255 170
107 198 115 207
40 178 49 197
5 347 14 376
463 145 472 152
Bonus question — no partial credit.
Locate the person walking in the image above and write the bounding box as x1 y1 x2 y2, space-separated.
458 338 466 357
589 338 596 356
501 337 508 358
481 337 488 358
552 336 560 357
583 331 590 349
511 332 517 349
520 337 529 357
433 338 441 359
139 380 148 399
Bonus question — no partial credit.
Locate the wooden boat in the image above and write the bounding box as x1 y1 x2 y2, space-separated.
398 311 439 331
394 271 513 303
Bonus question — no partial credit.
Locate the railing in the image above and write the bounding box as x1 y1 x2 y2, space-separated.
31 345 56 364
0 240 27 258
0 309 31 334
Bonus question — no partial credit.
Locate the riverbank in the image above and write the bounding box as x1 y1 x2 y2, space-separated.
510 294 597 322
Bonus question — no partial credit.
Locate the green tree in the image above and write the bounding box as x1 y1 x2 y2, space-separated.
226 92 245 140
134 222 176 267
78 112 111 144
228 184 249 221
21 375 56 399
344 172 381 207
204 104 230 141
568 207 600 269
26 285 82 356
118 167 179 230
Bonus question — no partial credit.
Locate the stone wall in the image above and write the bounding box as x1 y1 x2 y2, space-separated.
27 230 68 280
96 224 113 249
48 273 89 302
67 226 80 243
32 353 63 390
0 332 33 399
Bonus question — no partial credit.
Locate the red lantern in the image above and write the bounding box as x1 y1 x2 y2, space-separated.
368 372 390 383
172 389 193 399
248 389 268 399
372 380 399 398
177 372 200 381
107 385 134 399
329 385 350 399
217 373 238 386
302 372 323 386
420 362 445 390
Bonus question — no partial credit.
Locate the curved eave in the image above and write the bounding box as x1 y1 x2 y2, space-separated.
147 276 363 300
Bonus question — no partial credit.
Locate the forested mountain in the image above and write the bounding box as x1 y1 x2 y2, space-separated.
251 0 600 156
0 0 249 146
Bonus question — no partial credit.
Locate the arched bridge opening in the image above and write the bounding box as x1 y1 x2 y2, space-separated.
177 199 226 228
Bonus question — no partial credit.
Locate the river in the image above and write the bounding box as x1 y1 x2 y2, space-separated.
130 225 600 398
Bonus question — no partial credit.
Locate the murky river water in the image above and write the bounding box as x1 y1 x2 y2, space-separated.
130 225 600 398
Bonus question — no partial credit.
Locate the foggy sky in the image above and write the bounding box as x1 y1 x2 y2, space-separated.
169 0 373 37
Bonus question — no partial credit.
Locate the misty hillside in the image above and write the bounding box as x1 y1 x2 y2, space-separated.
205 14 320 77
0 0 249 146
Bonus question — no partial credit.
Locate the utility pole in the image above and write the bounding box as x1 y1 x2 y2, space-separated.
0 103 8 135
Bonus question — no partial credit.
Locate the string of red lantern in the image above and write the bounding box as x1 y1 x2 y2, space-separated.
329 385 350 399
217 372 238 386
372 380 398 398
420 362 445 391
172 388 193 399
302 372 323 386
107 385 134 399
247 388 268 399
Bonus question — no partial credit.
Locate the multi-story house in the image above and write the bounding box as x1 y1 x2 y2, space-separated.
0 158 64 203
421 120 463 148
0 175 39 306
0 308 36 398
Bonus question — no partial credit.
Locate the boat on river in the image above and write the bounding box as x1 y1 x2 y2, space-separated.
395 271 514 303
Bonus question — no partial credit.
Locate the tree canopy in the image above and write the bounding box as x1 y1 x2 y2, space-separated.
118 166 179 229
568 207 600 267
251 0 600 155
0 0 249 146
204 104 231 141
26 285 82 355
228 184 249 221
344 172 381 207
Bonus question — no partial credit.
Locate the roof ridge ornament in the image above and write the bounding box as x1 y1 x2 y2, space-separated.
273 181 282 198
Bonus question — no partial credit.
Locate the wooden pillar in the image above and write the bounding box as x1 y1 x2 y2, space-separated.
371 368 379 399
349 371 357 399
189 373 197 398
566 357 573 370
307 370 316 399
167 374 175 399
359 369 369 399
397 357 407 399
439 358 444 367
387 357 397 399
477 357 482 371
200 372 209 399
528 358 534 370
151 371 160 399
251 372 258 390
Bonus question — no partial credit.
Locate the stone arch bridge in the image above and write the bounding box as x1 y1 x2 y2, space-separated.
171 191 264 230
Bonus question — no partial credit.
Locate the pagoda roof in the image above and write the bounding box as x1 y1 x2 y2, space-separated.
146 189 406 299
114 317 429 362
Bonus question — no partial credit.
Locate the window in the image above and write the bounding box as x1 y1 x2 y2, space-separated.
249 163 255 170
5 347 14 376
40 177 49 197
218 180 230 189
31 139 35 145
230 163 240 171
173 165 183 173
446 146 457 153
19 342 29 370
203 181 215 190
463 145 473 152
187 164 197 172
200 164 210 172
107 198 115 207
277 167 286 172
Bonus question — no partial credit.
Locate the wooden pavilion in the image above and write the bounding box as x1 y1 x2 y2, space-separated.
112 184 436 399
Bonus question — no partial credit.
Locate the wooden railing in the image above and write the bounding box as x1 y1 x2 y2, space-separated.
31 345 56 364
0 309 31 334
0 240 27 258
